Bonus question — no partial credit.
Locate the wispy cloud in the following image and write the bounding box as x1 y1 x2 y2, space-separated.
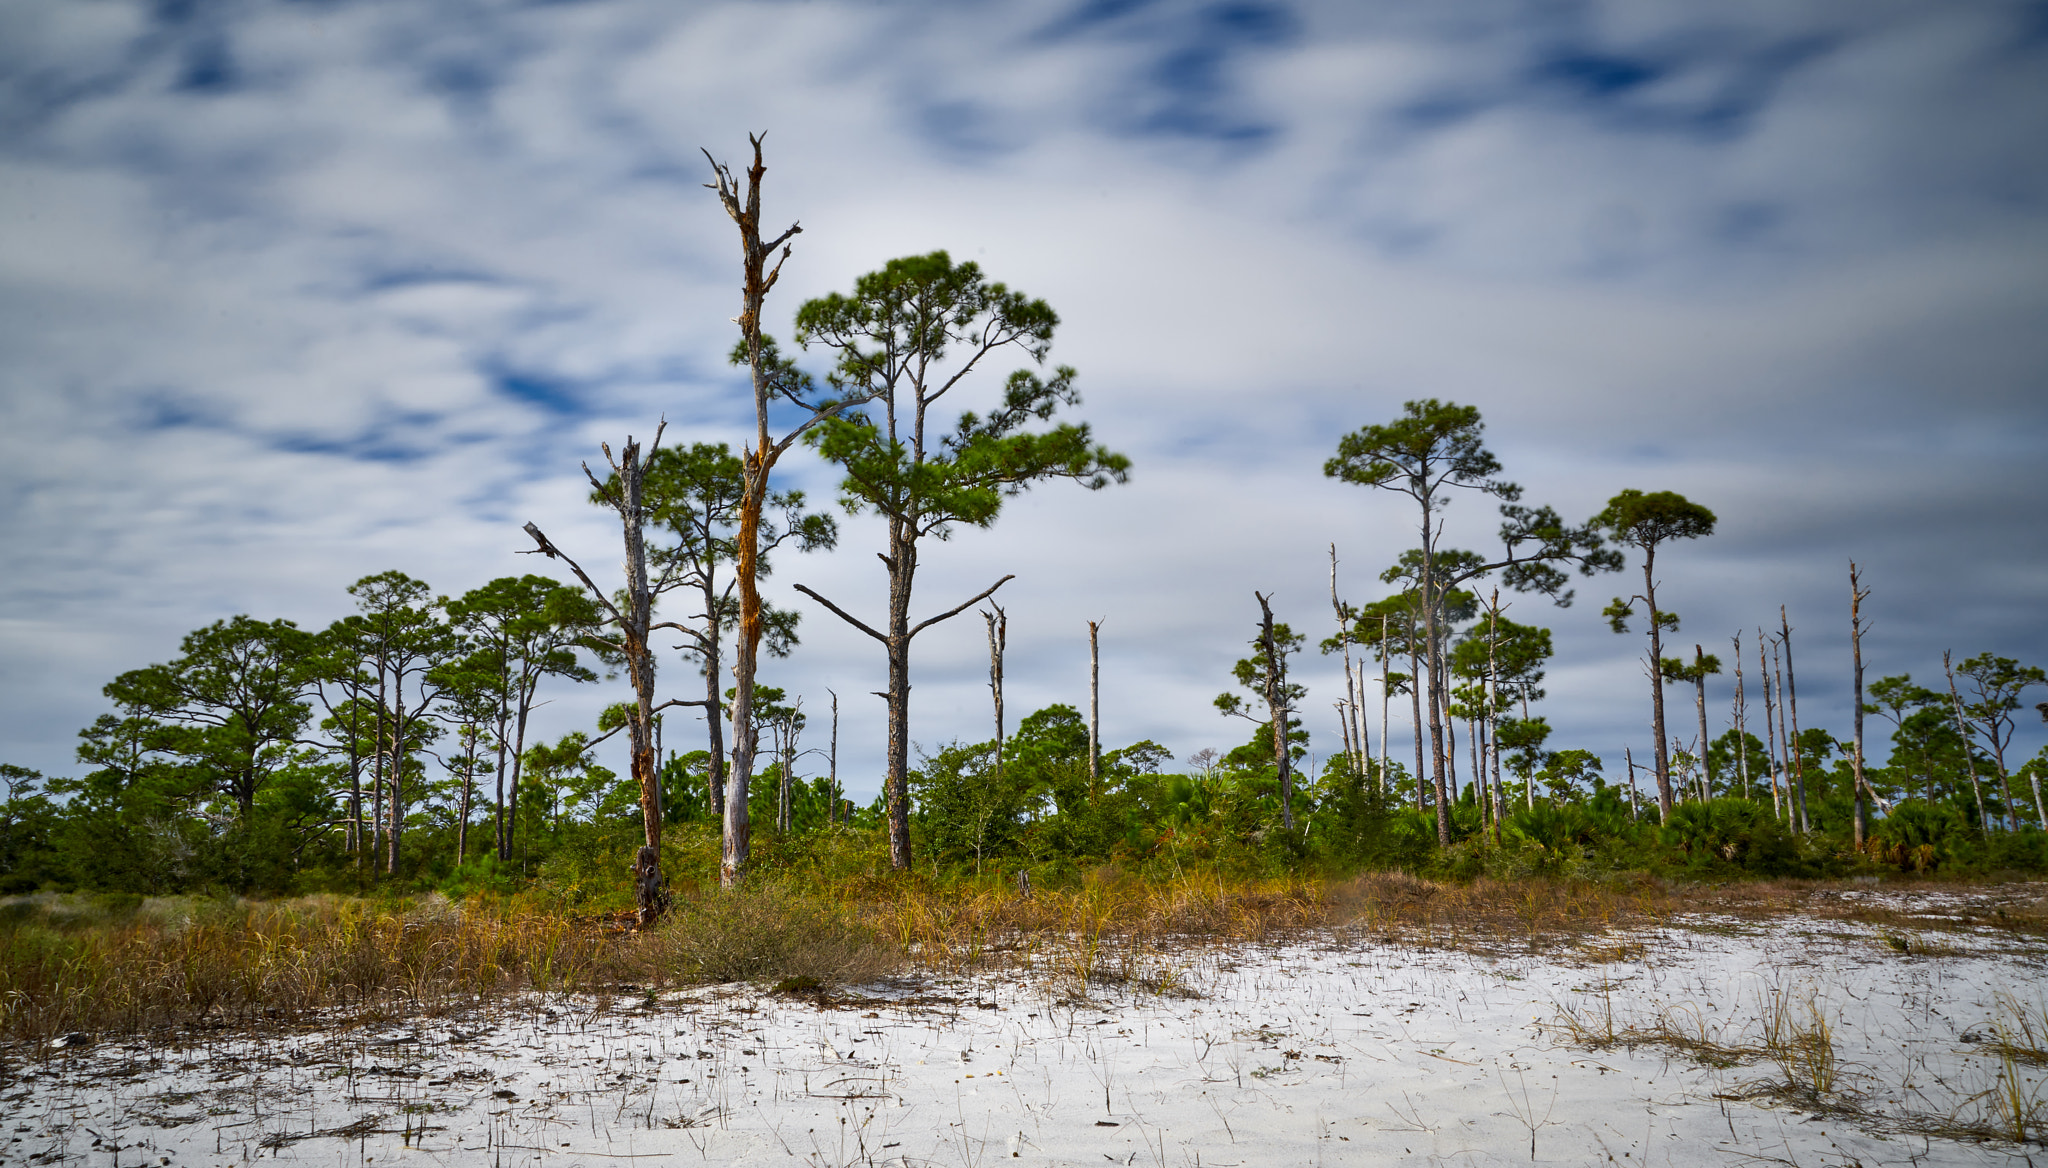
1 0 2042 789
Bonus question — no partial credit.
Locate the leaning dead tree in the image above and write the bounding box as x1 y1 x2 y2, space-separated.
522 428 691 925
704 134 877 888
984 605 1007 797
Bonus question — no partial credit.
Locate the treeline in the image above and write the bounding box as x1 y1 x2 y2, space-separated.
6 139 2045 902
1 548 2043 899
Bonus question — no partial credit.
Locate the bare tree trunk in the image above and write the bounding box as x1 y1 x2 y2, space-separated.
1781 608 1809 833
883 523 916 868
1765 633 1784 820
1850 564 1870 850
1732 632 1749 801
1088 619 1101 799
1643 545 1674 821
1409 635 1426 814
828 688 841 824
371 658 387 874
521 432 670 924
387 680 405 875
491 675 509 863
504 679 534 864
1487 591 1503 840
1443 692 1459 812
703 612 727 817
1329 545 1367 778
456 746 472 863
1944 652 1990 830
1625 746 1639 821
778 701 799 834
1379 612 1391 796
1693 645 1711 801
984 608 1005 807
1255 592 1294 832
706 137 807 889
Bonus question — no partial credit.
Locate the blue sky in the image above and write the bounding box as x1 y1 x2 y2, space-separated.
2 0 2045 798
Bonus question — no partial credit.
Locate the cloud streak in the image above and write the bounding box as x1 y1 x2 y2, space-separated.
1 0 2043 797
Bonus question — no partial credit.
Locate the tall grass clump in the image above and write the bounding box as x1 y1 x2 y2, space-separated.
634 883 898 989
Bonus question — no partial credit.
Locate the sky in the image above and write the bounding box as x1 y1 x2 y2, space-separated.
2 0 2045 804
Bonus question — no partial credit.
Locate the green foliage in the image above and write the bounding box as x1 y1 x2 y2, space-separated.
1660 799 1802 875
797 252 1130 538
909 740 1032 870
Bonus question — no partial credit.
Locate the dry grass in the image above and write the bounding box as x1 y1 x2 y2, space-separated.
875 869 1324 996
632 884 899 989
3 873 2039 1062
0 892 615 1051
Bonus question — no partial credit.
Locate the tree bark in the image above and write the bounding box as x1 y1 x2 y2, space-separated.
1643 545 1673 821
1693 645 1711 801
1850 564 1870 850
1088 619 1101 799
1379 612 1391 796
702 570 728 818
1409 634 1426 814
1732 632 1749 801
984 608 1005 803
1782 608 1809 833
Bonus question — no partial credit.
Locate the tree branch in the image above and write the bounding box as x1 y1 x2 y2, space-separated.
520 523 623 624
911 575 1016 638
793 584 889 644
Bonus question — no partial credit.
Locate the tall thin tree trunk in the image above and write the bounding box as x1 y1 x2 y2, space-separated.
1782 608 1809 833
387 682 406 876
704 612 727 817
456 743 472 863
882 522 917 868
1944 652 1990 830
505 679 535 864
1378 613 1391 796
1765 634 1784 819
1088 619 1101 799
1409 635 1425 813
1330 545 1367 778
1625 746 1639 821
828 689 841 824
1850 564 1870 850
1643 545 1673 821
371 658 387 874
1732 632 1749 801
1487 591 1503 838
1693 645 1711 801
984 608 1005 808
1255 592 1294 832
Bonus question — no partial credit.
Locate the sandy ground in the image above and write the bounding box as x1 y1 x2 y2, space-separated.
4 894 2046 1167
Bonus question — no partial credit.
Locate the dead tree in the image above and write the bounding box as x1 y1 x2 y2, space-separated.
522 429 691 926
1088 619 1102 797
1780 607 1810 833
1849 563 1871 849
984 606 1006 797
1731 631 1750 800
704 135 877 887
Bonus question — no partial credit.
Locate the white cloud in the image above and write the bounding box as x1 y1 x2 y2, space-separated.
1 0 2043 797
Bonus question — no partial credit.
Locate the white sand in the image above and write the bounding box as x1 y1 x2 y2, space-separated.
5 901 2045 1166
